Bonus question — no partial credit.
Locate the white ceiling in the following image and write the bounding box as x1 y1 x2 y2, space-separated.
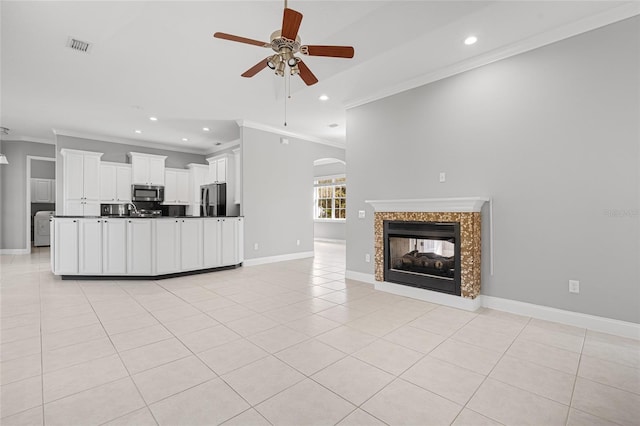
1 1 638 153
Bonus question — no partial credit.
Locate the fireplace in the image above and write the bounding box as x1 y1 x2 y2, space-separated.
366 198 488 300
384 221 461 296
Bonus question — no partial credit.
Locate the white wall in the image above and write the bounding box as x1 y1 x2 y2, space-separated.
346 17 639 323
242 126 345 259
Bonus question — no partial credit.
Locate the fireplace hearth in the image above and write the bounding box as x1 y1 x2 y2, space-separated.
384 221 461 296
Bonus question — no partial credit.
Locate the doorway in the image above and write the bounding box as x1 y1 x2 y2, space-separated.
26 156 56 253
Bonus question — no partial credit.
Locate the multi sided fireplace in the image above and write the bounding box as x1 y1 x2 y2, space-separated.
383 220 461 296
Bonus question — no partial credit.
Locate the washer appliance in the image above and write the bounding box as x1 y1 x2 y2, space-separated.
34 211 54 247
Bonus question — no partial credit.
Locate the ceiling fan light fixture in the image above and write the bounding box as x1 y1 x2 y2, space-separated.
287 57 298 67
275 61 285 76
290 64 300 75
267 54 280 70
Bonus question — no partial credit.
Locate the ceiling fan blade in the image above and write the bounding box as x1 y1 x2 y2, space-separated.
301 45 355 58
214 32 269 48
297 60 318 86
281 8 303 40
241 57 270 78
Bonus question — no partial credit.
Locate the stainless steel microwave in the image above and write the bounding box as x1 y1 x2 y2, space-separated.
131 184 164 202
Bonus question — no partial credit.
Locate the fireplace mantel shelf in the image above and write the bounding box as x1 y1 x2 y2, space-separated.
365 197 489 213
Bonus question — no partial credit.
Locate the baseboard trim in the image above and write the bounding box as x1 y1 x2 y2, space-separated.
481 295 640 340
345 270 639 340
243 251 314 267
314 238 346 244
0 249 30 255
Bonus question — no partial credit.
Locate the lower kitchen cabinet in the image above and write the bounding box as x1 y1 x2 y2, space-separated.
53 218 79 274
221 217 244 266
127 219 153 275
154 219 180 275
51 216 243 277
203 218 222 268
79 219 103 274
180 218 203 271
103 219 127 274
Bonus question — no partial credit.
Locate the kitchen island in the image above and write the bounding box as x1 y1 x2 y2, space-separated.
50 216 243 279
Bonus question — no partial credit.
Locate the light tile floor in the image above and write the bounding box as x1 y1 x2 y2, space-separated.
1 242 639 425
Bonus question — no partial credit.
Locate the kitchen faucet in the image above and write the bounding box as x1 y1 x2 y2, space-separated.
127 202 139 215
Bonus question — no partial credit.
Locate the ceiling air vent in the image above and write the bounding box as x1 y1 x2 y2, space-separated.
66 37 92 53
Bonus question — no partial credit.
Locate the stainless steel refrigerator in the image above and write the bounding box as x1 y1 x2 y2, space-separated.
200 183 226 216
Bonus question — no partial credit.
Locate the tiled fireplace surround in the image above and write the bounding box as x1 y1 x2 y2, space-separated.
366 198 488 300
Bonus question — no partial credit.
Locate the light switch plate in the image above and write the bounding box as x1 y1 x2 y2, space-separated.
439 172 446 183
569 280 580 293
358 210 366 219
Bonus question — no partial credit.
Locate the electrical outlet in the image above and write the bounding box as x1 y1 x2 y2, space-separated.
569 280 580 293
253 243 259 251
296 239 300 246
439 172 446 183
365 253 371 263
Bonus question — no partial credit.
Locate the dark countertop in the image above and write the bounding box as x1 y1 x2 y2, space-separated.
53 215 243 219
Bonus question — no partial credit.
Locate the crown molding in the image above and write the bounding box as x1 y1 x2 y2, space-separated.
345 3 640 110
52 128 209 155
236 119 345 149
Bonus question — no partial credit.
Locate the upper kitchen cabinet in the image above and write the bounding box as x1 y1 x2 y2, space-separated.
60 149 103 216
100 162 132 203
164 168 190 205
128 152 167 185
186 163 209 216
206 154 228 183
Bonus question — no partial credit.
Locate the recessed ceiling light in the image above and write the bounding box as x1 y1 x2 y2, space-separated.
182 138 188 142
328 123 339 128
149 117 158 121
319 94 329 101
464 36 478 45
203 127 210 132
135 130 142 134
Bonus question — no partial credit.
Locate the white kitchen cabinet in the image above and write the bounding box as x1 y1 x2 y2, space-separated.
164 169 190 205
102 219 127 275
53 218 79 274
221 217 243 266
154 219 180 275
203 218 222 268
127 219 153 275
206 155 228 183
180 218 203 271
79 219 103 274
61 149 103 215
100 162 132 203
187 164 209 216
128 152 167 185
31 178 55 203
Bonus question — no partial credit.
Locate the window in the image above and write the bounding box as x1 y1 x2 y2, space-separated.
314 175 346 220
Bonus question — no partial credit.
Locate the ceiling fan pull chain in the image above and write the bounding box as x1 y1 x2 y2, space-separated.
284 76 288 127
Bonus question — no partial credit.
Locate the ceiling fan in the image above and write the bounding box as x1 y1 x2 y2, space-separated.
213 1 354 86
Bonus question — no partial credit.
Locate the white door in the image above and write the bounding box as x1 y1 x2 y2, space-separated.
116 166 132 202
203 218 221 267
176 171 190 204
79 219 103 274
221 218 238 266
33 179 52 202
148 157 165 185
154 219 180 275
65 152 85 200
164 170 177 203
180 219 203 271
127 219 152 274
83 154 102 201
54 219 79 274
103 219 127 275
216 158 227 183
100 165 116 202
131 157 149 185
